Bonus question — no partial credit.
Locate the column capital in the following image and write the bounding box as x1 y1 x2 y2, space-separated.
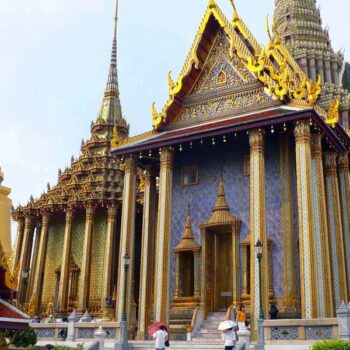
294 120 311 143
324 151 338 175
65 208 74 222
311 132 323 157
338 152 349 172
107 205 118 221
24 215 35 228
124 156 137 173
249 129 265 152
85 205 96 220
160 147 174 167
41 212 51 226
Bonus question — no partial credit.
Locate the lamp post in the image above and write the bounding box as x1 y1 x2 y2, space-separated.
20 268 29 306
116 253 130 350
255 239 265 350
122 253 130 321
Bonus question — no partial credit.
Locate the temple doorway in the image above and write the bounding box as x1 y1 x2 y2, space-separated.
213 232 232 311
199 176 241 318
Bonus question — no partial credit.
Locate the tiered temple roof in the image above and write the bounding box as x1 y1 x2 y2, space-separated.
13 1 129 217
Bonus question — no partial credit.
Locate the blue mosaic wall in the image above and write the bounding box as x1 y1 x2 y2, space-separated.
170 136 286 298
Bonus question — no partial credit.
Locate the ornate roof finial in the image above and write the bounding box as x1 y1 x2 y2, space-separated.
229 0 239 22
96 0 129 140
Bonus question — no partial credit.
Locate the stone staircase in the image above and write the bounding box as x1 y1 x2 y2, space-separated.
194 311 226 340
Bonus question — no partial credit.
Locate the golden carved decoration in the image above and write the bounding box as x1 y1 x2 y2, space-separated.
325 99 340 128
151 0 326 130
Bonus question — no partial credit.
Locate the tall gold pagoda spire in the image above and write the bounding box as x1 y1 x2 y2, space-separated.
97 0 128 137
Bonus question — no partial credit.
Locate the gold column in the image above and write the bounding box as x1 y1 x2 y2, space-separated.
57 209 74 312
17 215 35 300
338 153 350 295
101 204 118 309
279 135 297 310
27 221 42 301
324 151 348 307
79 205 95 311
294 120 316 319
153 147 174 323
200 228 208 318
232 221 241 307
12 216 24 274
32 212 50 313
249 129 268 326
138 168 156 339
194 250 201 299
241 246 248 300
310 134 333 317
116 156 137 322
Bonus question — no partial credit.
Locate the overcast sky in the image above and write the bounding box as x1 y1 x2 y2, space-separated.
0 0 349 243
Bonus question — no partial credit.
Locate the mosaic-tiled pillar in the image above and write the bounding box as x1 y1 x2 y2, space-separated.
232 221 241 308
138 168 156 339
194 250 201 298
324 151 348 308
17 215 35 302
101 204 118 310
153 147 174 323
79 205 95 311
116 156 137 322
279 134 297 311
27 220 41 301
57 209 74 312
249 129 268 326
12 216 24 274
310 134 333 318
338 153 350 295
294 120 316 319
32 212 50 313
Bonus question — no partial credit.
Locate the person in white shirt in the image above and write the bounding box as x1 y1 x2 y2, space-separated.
221 327 236 350
153 325 168 350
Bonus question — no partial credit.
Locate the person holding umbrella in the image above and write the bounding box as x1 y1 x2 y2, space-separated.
218 320 237 350
148 322 169 350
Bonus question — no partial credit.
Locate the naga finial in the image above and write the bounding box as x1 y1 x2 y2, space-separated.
229 0 239 22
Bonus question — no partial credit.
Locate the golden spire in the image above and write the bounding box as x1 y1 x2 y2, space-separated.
174 205 200 252
202 175 239 226
98 0 127 126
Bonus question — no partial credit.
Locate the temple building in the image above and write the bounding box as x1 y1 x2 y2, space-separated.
12 0 350 340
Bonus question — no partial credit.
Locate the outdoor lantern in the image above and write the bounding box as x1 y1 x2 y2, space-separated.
255 239 263 257
22 268 29 279
123 253 130 267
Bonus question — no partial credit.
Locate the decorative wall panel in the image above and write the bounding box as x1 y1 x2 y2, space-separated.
89 209 107 303
41 216 65 302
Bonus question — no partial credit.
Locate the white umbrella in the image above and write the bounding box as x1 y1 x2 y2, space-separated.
218 320 237 332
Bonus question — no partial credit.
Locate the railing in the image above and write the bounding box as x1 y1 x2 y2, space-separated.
30 322 121 342
264 318 338 344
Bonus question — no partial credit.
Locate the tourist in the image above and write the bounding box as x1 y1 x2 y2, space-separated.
153 325 168 350
221 327 236 350
236 305 246 330
269 304 279 320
